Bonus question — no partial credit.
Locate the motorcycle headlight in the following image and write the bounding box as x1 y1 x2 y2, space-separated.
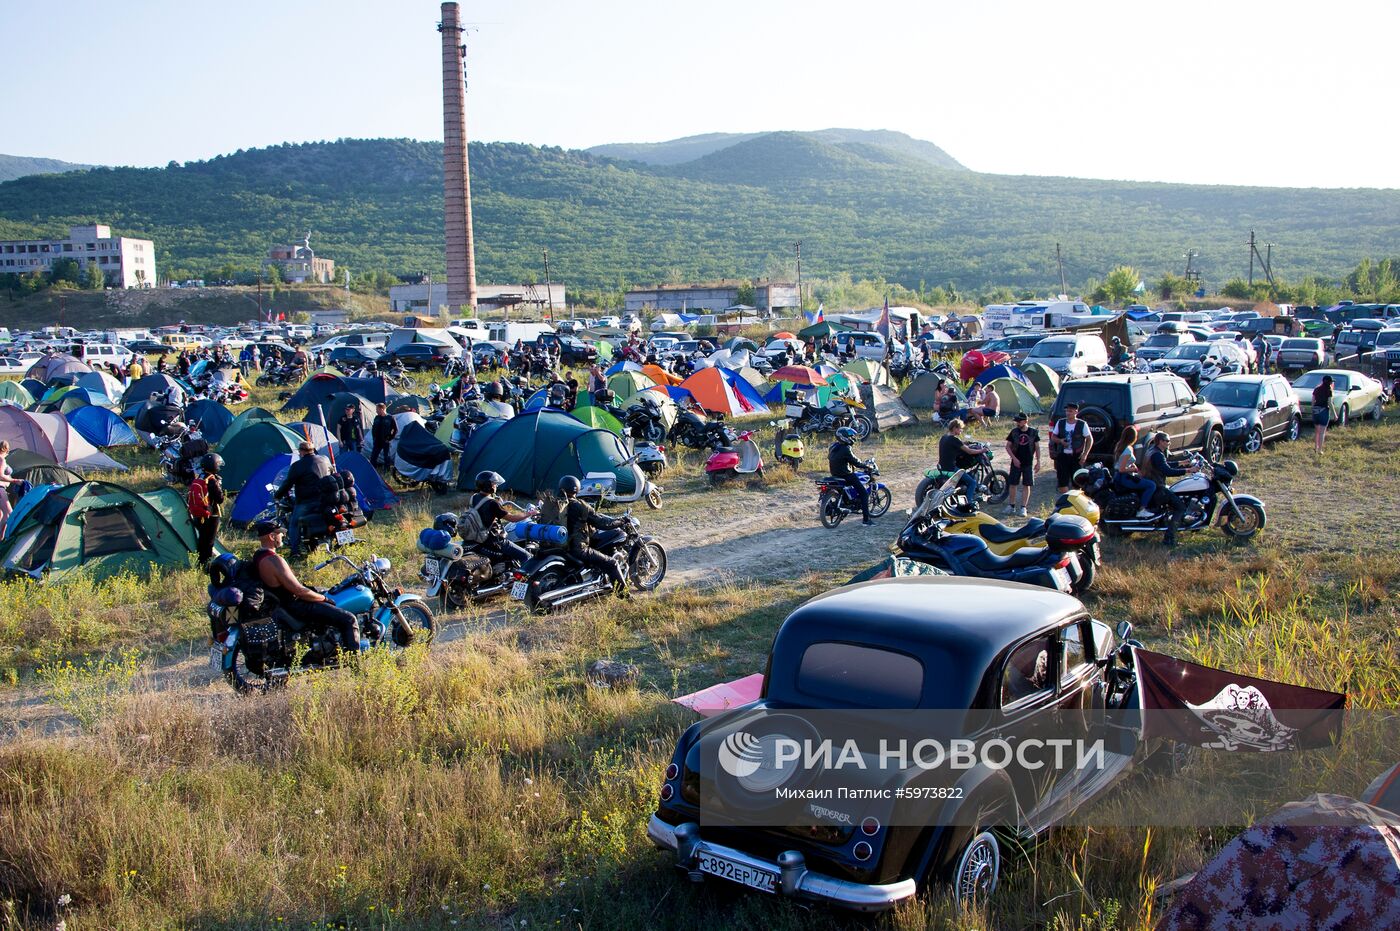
1224 417 1248 430
372 557 392 574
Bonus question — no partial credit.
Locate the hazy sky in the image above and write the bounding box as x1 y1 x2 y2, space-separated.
5 0 1396 189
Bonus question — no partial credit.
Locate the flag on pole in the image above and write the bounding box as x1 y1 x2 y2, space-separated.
804 303 826 325
877 297 891 341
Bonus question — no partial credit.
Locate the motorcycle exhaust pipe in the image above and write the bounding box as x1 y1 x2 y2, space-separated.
546 583 609 607
540 579 605 603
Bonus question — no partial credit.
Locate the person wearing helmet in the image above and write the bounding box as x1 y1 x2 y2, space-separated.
469 470 533 567
275 441 333 556
1142 431 1188 546
1108 336 1127 368
827 426 873 525
186 453 226 564
557 475 629 595
251 519 363 660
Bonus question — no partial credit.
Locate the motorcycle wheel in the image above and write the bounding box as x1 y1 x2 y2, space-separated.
984 470 1011 505
630 542 667 591
646 485 664 509
914 476 939 506
255 375 271 388
869 485 893 517
644 422 665 444
1070 556 1096 594
1221 501 1265 540
389 601 436 648
819 493 844 529
525 568 565 615
708 470 730 487
850 414 873 441
797 420 818 435
226 645 275 694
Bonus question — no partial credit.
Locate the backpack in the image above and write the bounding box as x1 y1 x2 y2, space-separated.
188 476 211 519
457 496 493 545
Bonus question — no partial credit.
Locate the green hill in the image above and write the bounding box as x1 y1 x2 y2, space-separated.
1 135 1397 294
587 128 967 171
0 154 95 183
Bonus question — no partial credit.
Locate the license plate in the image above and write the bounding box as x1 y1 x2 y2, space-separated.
335 529 355 545
209 647 223 671
510 580 528 600
1050 567 1072 592
422 557 440 580
696 851 778 893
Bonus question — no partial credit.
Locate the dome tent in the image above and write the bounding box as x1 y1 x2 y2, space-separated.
282 373 392 411
183 398 236 444
971 363 1030 388
1021 362 1061 399
228 449 394 528
121 373 187 409
607 370 657 404
677 367 769 417
0 480 207 582
218 406 279 449
0 381 35 407
64 406 139 447
0 407 125 472
985 378 1044 415
217 420 305 492
455 409 642 498
27 355 92 383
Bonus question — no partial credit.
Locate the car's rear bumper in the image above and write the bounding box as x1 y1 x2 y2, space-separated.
647 815 917 912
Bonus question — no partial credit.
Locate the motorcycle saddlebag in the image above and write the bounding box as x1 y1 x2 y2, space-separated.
1102 495 1140 522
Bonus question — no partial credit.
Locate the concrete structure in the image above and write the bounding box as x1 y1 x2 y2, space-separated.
0 224 154 288
266 233 334 283
624 280 799 315
439 2 478 310
390 282 565 316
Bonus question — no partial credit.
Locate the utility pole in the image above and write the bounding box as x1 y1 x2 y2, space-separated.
257 270 263 320
1247 232 1275 288
1265 243 1274 282
426 274 433 320
1056 242 1068 298
1248 231 1255 286
543 248 555 323
792 241 803 310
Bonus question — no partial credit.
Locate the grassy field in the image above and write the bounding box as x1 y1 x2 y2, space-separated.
0 372 1396 930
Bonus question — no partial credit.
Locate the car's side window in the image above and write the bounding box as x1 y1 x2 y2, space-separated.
1001 636 1055 707
1060 623 1089 686
1132 384 1156 416
1151 382 1177 411
1173 381 1196 407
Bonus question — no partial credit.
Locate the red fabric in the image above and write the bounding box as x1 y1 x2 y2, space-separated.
187 477 211 519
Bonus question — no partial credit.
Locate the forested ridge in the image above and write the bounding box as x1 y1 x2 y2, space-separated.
1 133 1397 294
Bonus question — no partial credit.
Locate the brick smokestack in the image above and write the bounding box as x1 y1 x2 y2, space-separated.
438 2 477 311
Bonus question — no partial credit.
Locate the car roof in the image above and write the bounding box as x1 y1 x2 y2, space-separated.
1208 375 1275 384
768 578 1084 708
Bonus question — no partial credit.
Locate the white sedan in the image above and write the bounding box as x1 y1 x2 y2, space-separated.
0 357 28 375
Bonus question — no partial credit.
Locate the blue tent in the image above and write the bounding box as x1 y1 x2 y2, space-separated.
65 406 139 447
604 360 643 376
184 398 236 443
227 452 386 528
331 450 398 514
971 363 1030 388
3 484 58 541
658 385 696 404
718 366 771 413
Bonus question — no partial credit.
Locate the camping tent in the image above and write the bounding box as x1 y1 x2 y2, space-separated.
604 360 643 376
641 364 682 386
313 392 377 437
282 373 392 411
12 458 82 490
798 321 851 340
183 399 236 443
130 398 184 438
762 380 839 408
75 370 125 400
27 355 91 383
455 409 644 498
387 394 424 414
0 382 35 407
64 406 139 448
218 406 279 449
607 370 657 403
985 378 1043 415
0 407 125 472
1021 362 1061 399
678 367 769 417
0 481 206 582
121 373 186 408
218 420 305 492
1158 794 1400 931
228 449 392 528
840 359 891 386
570 405 624 435
858 383 917 432
735 365 767 389
901 371 946 408
971 363 1030 388
35 386 112 414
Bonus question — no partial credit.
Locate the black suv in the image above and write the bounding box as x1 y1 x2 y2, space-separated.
381 343 454 370
1048 372 1225 463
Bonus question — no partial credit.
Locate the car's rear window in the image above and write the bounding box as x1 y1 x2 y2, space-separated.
796 642 925 708
1282 339 1317 350
1057 384 1123 413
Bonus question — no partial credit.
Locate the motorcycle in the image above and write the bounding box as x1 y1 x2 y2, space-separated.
207 551 435 694
704 429 763 484
254 362 299 388
668 407 712 450
787 392 873 440
1077 454 1266 541
893 482 1087 593
447 404 490 451
159 423 209 486
419 518 551 610
814 461 892 528
929 470 1101 593
914 444 1011 506
511 511 667 614
257 472 368 557
623 395 668 444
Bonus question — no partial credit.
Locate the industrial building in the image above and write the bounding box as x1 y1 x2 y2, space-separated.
0 224 155 288
624 280 798 315
389 282 566 316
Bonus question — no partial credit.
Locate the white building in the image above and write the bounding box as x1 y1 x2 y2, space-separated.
389 282 566 316
0 224 155 288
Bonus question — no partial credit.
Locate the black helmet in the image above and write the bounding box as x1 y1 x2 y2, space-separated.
475 470 504 493
199 453 224 474
483 381 503 400
433 512 459 535
558 475 581 497
835 426 857 445
596 387 615 405
1220 459 1240 478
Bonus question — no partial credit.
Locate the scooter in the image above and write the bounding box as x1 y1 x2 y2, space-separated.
633 440 669 477
775 425 805 469
893 483 1087 593
578 461 664 510
933 470 1101 593
704 430 764 485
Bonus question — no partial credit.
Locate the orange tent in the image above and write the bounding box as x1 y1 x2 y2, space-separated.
642 364 683 386
677 367 770 417
773 331 796 340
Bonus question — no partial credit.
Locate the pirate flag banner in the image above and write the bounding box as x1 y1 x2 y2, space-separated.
1134 649 1346 751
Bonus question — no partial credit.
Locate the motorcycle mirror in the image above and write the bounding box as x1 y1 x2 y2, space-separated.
1115 620 1133 641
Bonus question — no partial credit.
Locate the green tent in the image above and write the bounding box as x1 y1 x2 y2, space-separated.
1021 362 1061 399
219 406 280 449
0 481 204 582
841 359 891 386
0 381 35 407
571 405 624 435
455 409 643 498
986 377 1043 415
591 339 615 361
219 420 305 492
797 321 852 340
607 371 657 403
771 380 839 407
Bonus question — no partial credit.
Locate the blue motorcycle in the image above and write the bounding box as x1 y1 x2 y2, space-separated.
208 552 435 693
814 462 892 528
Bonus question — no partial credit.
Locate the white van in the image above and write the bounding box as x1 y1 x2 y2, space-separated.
1023 333 1108 377
77 342 134 368
451 318 486 334
487 322 555 346
833 330 887 360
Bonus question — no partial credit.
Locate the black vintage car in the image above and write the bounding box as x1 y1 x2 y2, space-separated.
649 577 1141 911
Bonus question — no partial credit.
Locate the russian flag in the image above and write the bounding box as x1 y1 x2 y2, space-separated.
805 303 825 324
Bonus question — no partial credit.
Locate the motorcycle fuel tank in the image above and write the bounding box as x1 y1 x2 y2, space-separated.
330 584 375 615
